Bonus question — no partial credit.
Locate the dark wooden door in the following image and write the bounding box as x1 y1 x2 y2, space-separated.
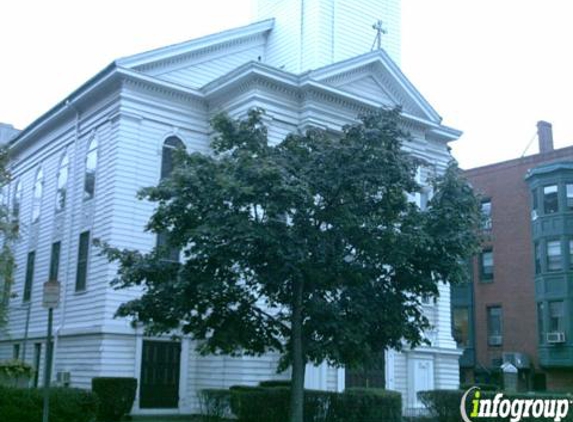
345 350 385 388
140 340 181 408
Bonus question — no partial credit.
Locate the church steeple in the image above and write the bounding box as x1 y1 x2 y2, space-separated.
254 0 401 73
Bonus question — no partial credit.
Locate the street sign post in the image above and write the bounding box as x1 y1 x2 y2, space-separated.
42 281 60 422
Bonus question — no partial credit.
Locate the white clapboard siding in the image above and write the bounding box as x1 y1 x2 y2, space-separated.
155 42 266 89
5 97 120 341
53 335 104 389
98 334 137 378
434 353 461 389
255 0 401 72
392 351 408 397
102 90 211 327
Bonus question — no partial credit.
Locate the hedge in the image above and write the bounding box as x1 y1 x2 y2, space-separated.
91 377 137 422
0 385 98 422
230 386 292 422
201 385 402 422
330 388 402 422
417 390 463 422
418 389 573 422
259 380 292 388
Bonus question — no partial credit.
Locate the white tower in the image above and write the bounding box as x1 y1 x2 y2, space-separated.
255 0 401 73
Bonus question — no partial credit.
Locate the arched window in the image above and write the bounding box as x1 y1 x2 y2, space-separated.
157 136 185 262
55 152 69 211
160 136 184 180
12 180 22 220
84 137 98 200
32 168 43 223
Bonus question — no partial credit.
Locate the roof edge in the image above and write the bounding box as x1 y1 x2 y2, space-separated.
9 62 118 149
117 18 275 69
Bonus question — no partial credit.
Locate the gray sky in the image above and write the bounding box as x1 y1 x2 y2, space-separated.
1 0 572 169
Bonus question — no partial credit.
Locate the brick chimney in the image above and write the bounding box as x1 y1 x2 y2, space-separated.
537 120 554 154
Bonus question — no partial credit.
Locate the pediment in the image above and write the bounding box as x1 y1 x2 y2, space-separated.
310 51 443 124
332 74 397 107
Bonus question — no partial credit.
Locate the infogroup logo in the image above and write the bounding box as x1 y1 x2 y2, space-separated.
460 387 571 422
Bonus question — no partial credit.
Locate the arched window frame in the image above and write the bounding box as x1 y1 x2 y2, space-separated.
12 180 22 220
157 136 185 262
84 136 98 200
55 151 69 212
31 167 43 223
160 136 185 181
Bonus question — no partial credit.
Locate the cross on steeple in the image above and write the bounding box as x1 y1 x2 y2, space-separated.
371 20 387 51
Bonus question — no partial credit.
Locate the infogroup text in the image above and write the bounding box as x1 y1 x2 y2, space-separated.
460 387 571 422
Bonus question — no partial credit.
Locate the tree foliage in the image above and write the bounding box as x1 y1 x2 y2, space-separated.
101 107 482 421
0 147 16 328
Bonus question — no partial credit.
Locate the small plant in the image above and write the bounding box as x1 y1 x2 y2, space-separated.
0 359 34 387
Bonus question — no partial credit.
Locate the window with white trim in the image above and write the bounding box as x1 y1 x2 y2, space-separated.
12 180 22 221
55 152 69 211
84 137 98 200
157 136 185 262
161 136 184 180
31 168 43 223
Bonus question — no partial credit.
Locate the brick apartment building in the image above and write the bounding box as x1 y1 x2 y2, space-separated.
453 121 573 391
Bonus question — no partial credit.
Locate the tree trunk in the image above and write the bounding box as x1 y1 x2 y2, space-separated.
290 280 305 422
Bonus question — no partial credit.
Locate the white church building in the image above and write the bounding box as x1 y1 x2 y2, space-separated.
0 0 462 415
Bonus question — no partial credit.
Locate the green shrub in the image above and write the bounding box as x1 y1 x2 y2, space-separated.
417 390 463 422
259 380 292 388
91 377 137 422
198 388 232 421
226 385 401 422
230 386 290 422
330 388 402 422
0 385 98 422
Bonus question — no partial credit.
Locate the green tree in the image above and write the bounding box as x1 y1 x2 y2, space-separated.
0 147 17 328
101 107 482 422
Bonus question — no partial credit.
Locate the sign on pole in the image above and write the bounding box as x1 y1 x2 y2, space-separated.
42 281 60 309
42 280 60 422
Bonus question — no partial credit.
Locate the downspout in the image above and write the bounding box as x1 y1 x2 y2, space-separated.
51 99 80 381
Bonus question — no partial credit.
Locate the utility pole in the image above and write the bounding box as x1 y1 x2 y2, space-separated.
42 280 60 422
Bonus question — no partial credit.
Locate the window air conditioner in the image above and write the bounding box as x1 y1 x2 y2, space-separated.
56 371 71 386
502 352 530 369
547 332 566 344
531 210 538 221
